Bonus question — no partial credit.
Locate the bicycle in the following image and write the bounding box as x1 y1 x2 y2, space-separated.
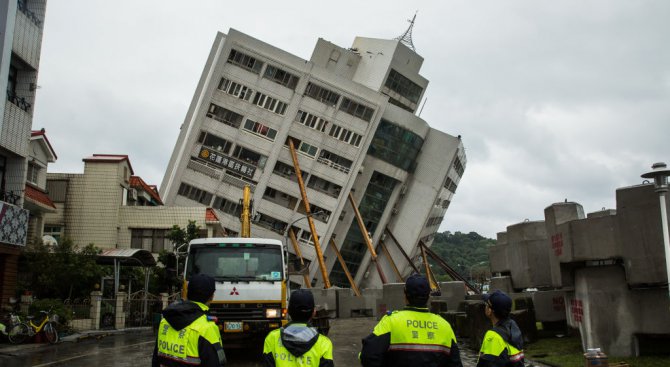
7 308 59 344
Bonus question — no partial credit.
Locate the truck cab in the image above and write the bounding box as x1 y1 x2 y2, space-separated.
184 237 287 345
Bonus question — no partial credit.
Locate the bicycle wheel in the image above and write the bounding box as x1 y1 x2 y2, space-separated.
43 321 59 344
8 323 30 344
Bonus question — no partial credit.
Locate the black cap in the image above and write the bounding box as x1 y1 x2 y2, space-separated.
188 274 216 303
288 289 315 322
404 274 431 299
483 289 513 317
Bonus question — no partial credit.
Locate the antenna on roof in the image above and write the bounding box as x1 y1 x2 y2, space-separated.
394 11 417 52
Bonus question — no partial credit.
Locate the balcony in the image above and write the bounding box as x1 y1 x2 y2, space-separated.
7 90 31 112
18 0 42 27
0 192 29 246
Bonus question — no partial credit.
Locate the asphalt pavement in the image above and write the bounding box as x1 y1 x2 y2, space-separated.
0 318 517 366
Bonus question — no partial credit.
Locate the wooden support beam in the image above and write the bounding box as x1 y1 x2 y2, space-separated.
379 240 403 282
384 228 421 274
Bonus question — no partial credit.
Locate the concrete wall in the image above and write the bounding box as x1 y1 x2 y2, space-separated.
505 221 553 289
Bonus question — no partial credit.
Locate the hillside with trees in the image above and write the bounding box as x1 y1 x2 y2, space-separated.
428 231 496 282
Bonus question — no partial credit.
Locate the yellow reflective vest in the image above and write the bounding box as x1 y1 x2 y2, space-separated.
153 301 225 367
263 323 334 367
477 325 524 367
360 307 463 367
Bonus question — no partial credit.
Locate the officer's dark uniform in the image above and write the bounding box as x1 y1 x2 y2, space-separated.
152 274 226 367
477 290 524 367
263 289 334 367
360 275 463 367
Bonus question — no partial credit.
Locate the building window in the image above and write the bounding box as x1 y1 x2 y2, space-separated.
43 225 63 244
227 49 263 74
328 124 363 147
213 196 243 217
444 177 458 193
454 158 465 177
251 92 288 115
131 229 167 253
285 137 318 158
243 119 278 141
177 183 213 205
198 131 232 154
367 119 423 172
330 172 397 287
339 97 375 122
263 65 299 90
295 110 328 132
218 77 253 101
304 82 340 106
26 163 39 184
384 69 423 104
231 145 267 168
316 150 352 173
206 103 244 128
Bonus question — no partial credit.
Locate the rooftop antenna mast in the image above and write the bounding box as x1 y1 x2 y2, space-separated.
394 12 417 52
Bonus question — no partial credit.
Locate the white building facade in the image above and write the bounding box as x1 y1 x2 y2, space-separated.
161 29 466 288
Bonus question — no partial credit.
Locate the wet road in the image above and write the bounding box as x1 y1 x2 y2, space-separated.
0 318 484 366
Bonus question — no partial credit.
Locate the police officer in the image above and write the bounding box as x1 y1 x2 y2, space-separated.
359 274 463 367
477 290 524 367
152 274 226 367
263 289 334 367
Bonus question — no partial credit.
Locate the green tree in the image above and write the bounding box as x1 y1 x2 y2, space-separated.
19 239 106 300
156 220 202 293
428 231 496 282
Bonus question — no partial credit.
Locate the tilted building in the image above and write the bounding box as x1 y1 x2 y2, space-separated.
160 28 466 288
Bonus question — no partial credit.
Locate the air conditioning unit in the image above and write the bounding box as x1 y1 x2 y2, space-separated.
252 213 261 222
129 188 138 201
399 185 408 196
391 207 399 215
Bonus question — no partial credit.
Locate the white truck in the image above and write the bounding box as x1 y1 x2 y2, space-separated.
182 237 288 346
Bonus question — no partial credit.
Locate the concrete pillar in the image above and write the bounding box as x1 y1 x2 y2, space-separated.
544 202 585 287
90 291 102 330
115 292 127 330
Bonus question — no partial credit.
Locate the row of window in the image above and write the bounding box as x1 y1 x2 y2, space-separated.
252 92 288 115
207 103 244 129
218 78 253 101
178 182 214 205
295 110 363 147
454 158 465 177
384 69 423 104
228 49 300 91
425 216 444 228
304 82 375 123
444 177 457 193
243 119 278 140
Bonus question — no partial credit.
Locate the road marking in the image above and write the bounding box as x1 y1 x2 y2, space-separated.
31 340 154 367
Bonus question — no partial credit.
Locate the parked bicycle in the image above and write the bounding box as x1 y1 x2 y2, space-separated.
7 308 59 344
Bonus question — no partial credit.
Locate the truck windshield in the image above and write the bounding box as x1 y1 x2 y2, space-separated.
186 246 283 281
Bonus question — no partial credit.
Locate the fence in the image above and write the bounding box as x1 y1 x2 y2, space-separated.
125 291 162 328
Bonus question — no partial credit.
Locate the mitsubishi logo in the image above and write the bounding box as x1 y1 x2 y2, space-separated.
230 287 239 295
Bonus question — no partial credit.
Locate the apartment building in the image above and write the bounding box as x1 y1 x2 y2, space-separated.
44 154 226 253
0 0 47 306
160 29 466 288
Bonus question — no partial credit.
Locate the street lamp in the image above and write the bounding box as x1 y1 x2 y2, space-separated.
641 162 670 303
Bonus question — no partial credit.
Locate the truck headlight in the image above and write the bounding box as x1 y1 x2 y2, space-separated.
265 308 281 318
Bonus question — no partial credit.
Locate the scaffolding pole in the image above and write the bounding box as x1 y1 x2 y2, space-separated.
384 228 421 274
420 242 440 293
348 192 388 284
288 139 330 288
379 240 403 282
330 239 361 296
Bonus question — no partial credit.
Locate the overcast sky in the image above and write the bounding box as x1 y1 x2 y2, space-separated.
33 1 669 238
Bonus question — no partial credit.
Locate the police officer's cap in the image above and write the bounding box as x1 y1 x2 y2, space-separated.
483 289 513 316
288 289 315 321
188 274 216 302
404 274 431 299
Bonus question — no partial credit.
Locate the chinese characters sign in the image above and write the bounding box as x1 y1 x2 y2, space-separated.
199 148 256 179
571 299 583 322
551 233 563 256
